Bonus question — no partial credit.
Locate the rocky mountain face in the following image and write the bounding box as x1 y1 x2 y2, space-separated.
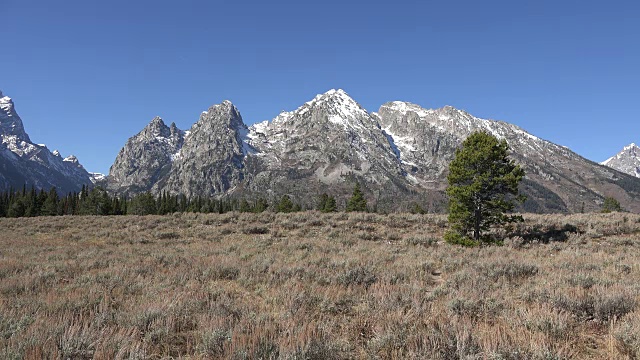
602 143 640 178
107 89 640 213
156 101 248 198
0 91 94 193
108 116 184 194
242 90 415 208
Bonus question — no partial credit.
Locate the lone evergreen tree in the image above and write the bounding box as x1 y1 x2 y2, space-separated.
445 131 525 245
601 196 622 213
346 183 367 212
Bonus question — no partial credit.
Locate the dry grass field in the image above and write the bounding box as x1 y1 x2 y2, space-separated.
1 212 640 359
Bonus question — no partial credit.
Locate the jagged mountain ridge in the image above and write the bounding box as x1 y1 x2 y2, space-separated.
602 143 640 178
376 101 640 212
155 101 248 197
108 116 184 193
106 89 640 213
0 91 94 193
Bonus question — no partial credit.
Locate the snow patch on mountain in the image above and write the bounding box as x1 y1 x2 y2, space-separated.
382 127 417 166
238 127 256 156
2 135 39 157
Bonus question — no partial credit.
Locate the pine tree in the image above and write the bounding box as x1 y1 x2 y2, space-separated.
254 198 269 213
445 131 525 245
0 190 7 217
323 195 337 213
317 193 329 211
239 199 251 212
127 192 157 215
24 186 38 217
601 196 622 213
41 187 60 216
8 197 26 218
346 183 367 212
276 195 295 213
411 203 426 214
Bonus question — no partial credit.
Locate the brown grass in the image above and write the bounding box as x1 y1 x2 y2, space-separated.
1 211 639 359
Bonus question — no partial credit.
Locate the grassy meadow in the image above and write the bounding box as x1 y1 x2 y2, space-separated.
1 212 639 359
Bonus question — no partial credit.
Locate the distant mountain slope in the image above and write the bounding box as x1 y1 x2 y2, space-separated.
106 89 640 213
0 91 93 193
602 143 640 178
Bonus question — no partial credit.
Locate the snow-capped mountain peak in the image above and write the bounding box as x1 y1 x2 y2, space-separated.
0 91 31 142
0 91 93 192
602 143 640 178
311 88 361 108
270 89 371 132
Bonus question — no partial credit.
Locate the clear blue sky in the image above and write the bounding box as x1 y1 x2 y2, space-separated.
2 0 639 174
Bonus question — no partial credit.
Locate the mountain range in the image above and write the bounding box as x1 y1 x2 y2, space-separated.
2 89 639 213
104 89 640 213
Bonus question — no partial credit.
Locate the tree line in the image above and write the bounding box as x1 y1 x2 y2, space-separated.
0 183 371 218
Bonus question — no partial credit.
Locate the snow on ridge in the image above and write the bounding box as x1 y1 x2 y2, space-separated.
63 155 79 163
601 143 640 165
2 135 37 157
0 96 13 113
389 100 546 144
268 88 367 129
384 99 565 159
252 120 269 133
384 101 435 118
89 172 106 183
601 156 615 166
